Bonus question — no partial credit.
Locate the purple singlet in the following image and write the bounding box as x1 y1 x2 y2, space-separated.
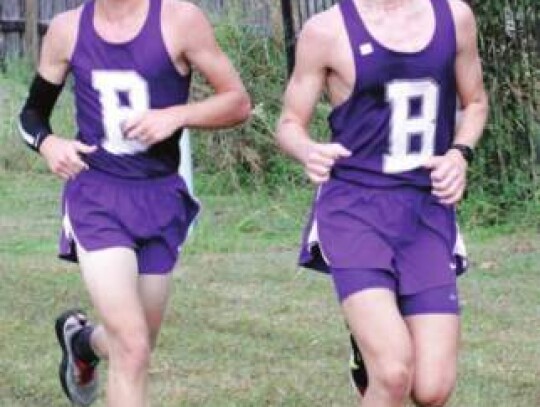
329 0 457 188
70 0 191 178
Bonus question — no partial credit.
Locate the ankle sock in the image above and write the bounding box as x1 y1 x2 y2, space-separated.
72 326 99 365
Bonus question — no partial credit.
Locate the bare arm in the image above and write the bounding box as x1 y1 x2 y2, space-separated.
176 3 251 129
276 17 350 184
37 11 75 84
424 0 488 204
124 2 251 144
452 0 488 148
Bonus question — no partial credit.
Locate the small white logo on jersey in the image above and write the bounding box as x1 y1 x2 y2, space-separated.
449 262 457 271
359 43 374 56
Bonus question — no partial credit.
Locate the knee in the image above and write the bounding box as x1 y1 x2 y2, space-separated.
372 361 413 401
412 376 455 406
111 330 151 374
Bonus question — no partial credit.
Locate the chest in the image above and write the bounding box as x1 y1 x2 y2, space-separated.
360 5 435 53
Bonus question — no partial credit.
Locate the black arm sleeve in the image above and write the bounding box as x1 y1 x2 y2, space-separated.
18 74 64 152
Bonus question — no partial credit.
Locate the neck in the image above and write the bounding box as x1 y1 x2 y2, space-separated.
356 0 409 11
97 0 147 19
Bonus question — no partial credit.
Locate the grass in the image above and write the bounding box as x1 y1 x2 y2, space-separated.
0 45 539 406
1 171 540 406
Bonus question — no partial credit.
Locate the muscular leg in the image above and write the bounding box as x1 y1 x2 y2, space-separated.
406 314 460 407
87 274 174 357
138 273 173 350
343 289 414 407
78 246 150 407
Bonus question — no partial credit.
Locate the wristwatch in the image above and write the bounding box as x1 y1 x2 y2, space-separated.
450 144 474 164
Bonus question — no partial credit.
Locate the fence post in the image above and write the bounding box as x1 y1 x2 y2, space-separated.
280 0 295 76
0 0 4 71
24 0 39 66
270 1 283 42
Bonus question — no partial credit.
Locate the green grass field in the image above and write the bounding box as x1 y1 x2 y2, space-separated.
1 57 539 406
1 171 540 406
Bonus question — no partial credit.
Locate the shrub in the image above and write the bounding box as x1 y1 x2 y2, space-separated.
463 0 539 226
1 1 538 228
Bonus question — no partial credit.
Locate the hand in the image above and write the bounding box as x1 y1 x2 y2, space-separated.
302 142 351 184
123 108 184 146
424 149 468 205
39 135 97 180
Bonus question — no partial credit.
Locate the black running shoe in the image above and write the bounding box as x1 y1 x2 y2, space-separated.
55 310 99 406
349 334 368 396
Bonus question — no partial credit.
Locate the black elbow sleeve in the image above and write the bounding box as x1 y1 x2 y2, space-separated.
18 74 64 151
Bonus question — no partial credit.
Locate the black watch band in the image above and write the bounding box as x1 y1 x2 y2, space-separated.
450 144 474 164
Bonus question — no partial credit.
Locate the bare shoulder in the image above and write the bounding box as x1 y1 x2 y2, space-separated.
40 6 83 76
298 6 342 49
447 0 476 33
160 0 216 71
44 7 83 58
162 0 210 32
46 7 82 41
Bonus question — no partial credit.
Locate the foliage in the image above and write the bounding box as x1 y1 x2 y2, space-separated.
0 1 538 227
189 3 331 194
463 0 539 226
192 13 303 194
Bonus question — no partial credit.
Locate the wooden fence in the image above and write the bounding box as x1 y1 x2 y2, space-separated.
0 0 277 64
0 0 84 61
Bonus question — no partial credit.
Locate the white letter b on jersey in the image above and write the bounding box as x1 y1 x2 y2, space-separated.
92 71 150 155
383 79 439 174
